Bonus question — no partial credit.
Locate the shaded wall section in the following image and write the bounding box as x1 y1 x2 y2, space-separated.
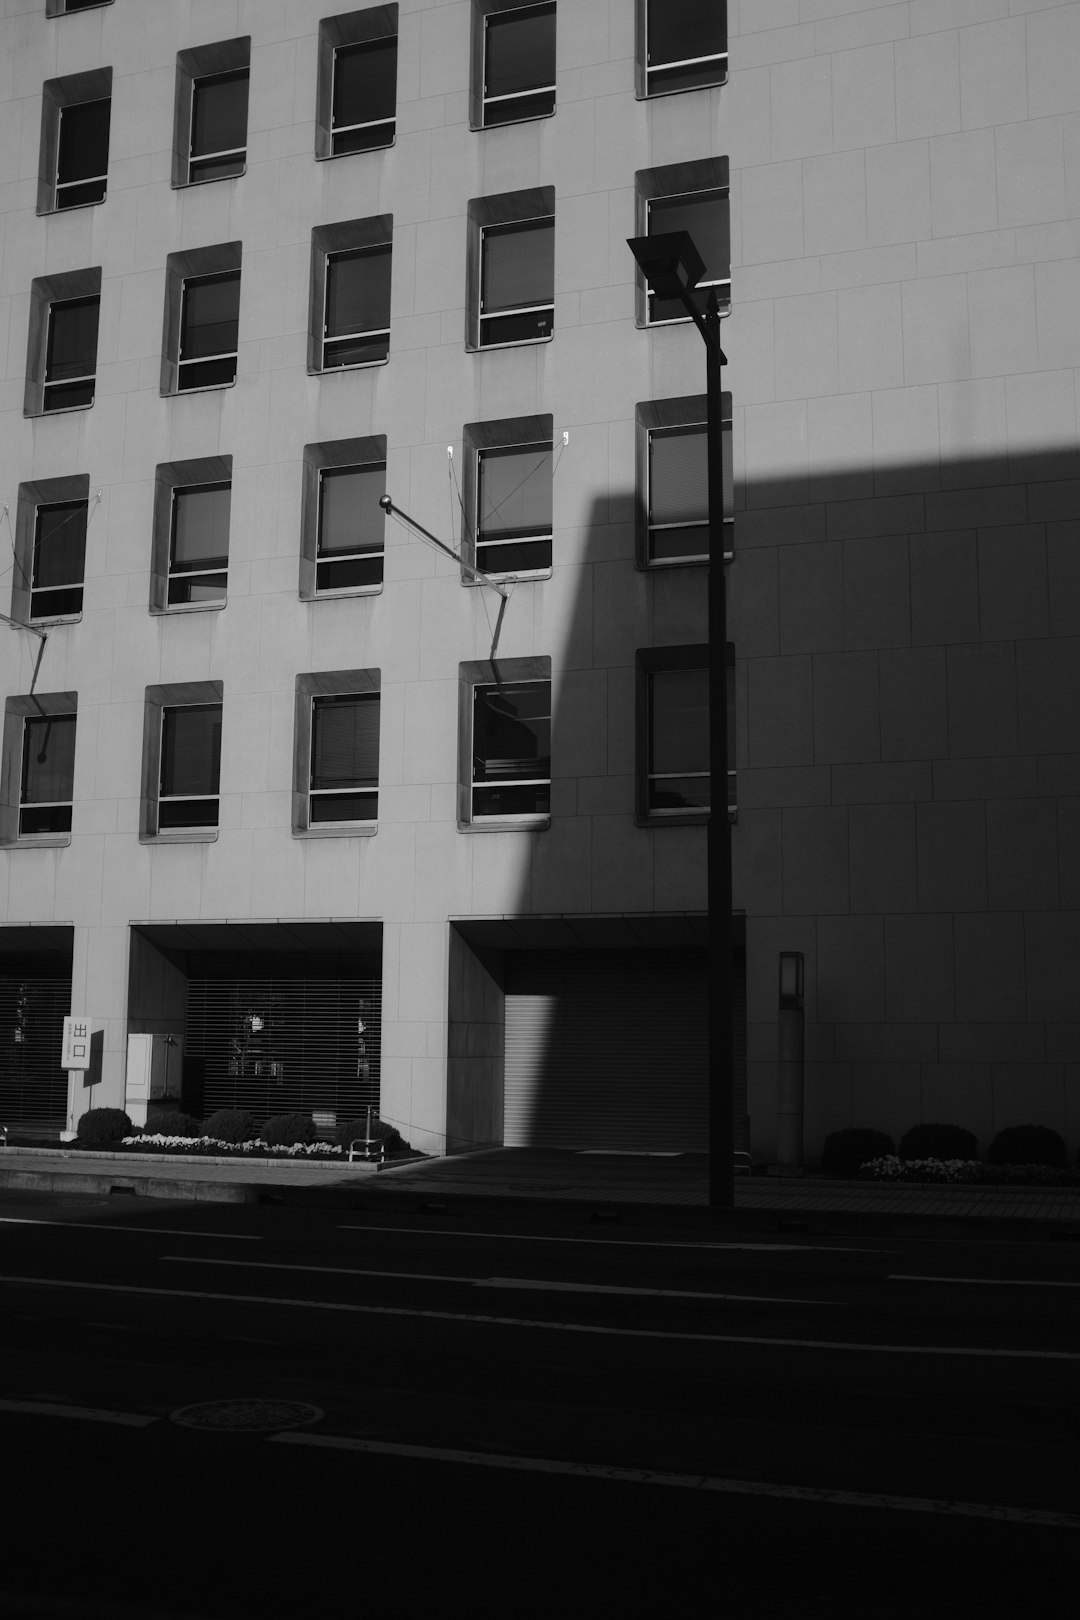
731 449 1080 1162
446 926 505 1152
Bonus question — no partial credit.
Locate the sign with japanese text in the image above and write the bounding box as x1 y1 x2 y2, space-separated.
62 1016 92 1071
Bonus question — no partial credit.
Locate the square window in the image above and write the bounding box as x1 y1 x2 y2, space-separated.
310 692 380 824
472 679 550 820
31 500 88 620
169 483 230 607
332 35 397 153
479 2 556 128
476 443 552 576
637 645 735 823
158 703 222 831
39 72 113 214
323 246 392 367
178 271 240 390
44 295 100 411
647 666 709 815
479 215 554 348
636 394 733 567
317 464 385 591
635 159 729 327
189 68 249 182
639 0 727 99
172 38 250 188
19 712 76 837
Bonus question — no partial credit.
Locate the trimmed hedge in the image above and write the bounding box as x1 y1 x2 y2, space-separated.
987 1124 1067 1168
821 1127 895 1176
260 1111 317 1147
76 1108 133 1147
899 1123 978 1162
145 1109 203 1138
202 1108 257 1144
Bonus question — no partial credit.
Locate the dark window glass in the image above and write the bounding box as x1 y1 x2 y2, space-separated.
169 483 230 606
648 667 709 812
480 217 554 346
56 97 110 208
323 246 392 367
646 0 727 97
317 465 386 591
310 693 380 823
189 69 249 181
483 2 556 126
648 426 707 563
178 271 240 389
31 500 88 619
477 444 552 575
332 36 397 154
63 0 107 11
646 189 729 322
472 679 550 819
44 295 99 410
19 713 76 836
159 704 221 829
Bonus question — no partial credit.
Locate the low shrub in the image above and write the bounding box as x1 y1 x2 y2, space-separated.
145 1109 203 1138
202 1108 257 1144
76 1107 133 1147
861 1155 1080 1188
333 1116 409 1156
260 1111 317 1147
821 1127 894 1176
899 1122 978 1162
987 1124 1067 1168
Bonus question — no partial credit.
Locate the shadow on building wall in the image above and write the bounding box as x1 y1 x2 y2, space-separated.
446 441 1080 1164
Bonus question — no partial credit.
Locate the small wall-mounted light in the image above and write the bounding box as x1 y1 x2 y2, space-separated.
779 951 804 1010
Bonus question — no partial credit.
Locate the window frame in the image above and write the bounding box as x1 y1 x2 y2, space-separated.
462 414 553 583
308 218 393 373
635 644 735 827
457 656 552 831
633 158 730 329
466 187 554 352
316 6 399 159
160 243 242 396
168 482 231 609
293 670 381 838
172 38 251 189
0 691 79 848
25 269 102 418
150 456 232 615
177 269 241 391
13 474 91 627
140 682 224 842
471 0 557 131
634 0 728 101
38 68 112 215
300 436 388 600
635 393 732 569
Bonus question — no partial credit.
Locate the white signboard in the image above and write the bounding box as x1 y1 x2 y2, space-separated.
62 1016 92 1070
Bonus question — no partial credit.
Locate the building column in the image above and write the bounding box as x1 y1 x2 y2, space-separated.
65 924 129 1131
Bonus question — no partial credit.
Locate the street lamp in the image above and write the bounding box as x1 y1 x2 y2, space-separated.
627 229 733 1210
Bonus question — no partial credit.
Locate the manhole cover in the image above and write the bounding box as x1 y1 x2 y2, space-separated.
170 1399 323 1433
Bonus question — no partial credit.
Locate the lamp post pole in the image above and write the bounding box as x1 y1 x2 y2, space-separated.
626 231 732 1210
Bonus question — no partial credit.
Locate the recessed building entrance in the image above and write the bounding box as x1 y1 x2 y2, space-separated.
0 925 73 1131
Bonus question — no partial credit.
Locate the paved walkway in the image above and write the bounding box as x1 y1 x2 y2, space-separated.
2 1144 1078 1234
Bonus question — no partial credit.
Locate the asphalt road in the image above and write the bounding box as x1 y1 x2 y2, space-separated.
0 1187 1077 1618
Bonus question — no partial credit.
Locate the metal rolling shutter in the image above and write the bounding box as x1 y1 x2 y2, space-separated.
504 949 708 1151
0 974 71 1130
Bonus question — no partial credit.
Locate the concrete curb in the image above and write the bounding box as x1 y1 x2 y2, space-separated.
1 1145 378 1172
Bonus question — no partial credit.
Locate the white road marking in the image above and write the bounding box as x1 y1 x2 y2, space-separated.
891 1274 1080 1289
0 1396 157 1427
159 1255 833 1305
338 1224 873 1253
270 1432 1080 1531
0 1274 1076 1359
475 1277 834 1305
0 1217 261 1241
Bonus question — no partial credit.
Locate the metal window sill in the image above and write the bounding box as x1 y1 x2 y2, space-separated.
140 830 219 845
29 613 83 627
312 357 390 375
471 333 554 354
458 816 550 834
152 600 227 616
168 379 237 397
172 169 246 191
38 197 105 217
317 139 395 161
30 401 94 418
307 585 384 601
472 108 557 133
4 834 72 849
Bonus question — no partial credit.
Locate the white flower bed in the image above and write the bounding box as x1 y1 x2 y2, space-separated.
122 1133 346 1156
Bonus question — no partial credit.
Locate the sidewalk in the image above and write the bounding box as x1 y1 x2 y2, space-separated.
2 1144 1079 1239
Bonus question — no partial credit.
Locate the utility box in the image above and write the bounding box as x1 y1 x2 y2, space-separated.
125 1033 182 1128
